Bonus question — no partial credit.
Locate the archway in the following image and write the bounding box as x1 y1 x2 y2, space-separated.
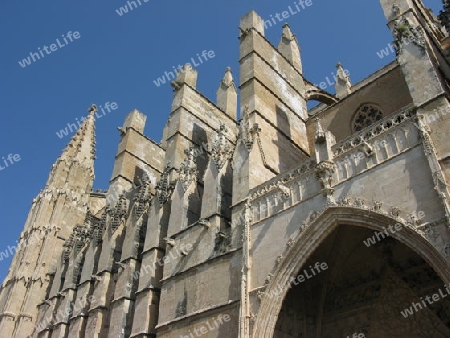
305 90 339 106
253 207 450 337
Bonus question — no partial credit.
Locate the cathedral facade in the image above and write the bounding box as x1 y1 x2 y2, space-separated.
1 0 450 337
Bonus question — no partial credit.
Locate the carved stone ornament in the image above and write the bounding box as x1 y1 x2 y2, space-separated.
198 218 211 229
315 161 336 190
63 222 91 262
393 17 426 52
211 123 233 170
239 106 261 151
372 201 383 212
443 244 450 259
390 206 401 218
110 194 128 233
91 210 106 244
334 105 415 157
178 147 198 191
314 118 326 144
133 176 152 218
316 161 336 204
155 163 174 205
392 4 400 17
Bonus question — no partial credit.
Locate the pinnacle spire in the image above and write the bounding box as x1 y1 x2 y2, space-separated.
60 104 97 165
335 63 352 99
278 23 302 73
217 67 238 119
45 104 97 190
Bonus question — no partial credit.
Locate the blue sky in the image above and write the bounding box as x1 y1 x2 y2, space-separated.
0 0 443 280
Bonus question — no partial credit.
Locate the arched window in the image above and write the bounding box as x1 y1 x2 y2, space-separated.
352 103 383 132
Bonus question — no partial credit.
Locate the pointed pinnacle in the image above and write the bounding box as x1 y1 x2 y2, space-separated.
222 67 234 87
282 23 295 41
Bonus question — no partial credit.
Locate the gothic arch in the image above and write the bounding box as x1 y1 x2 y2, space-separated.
252 206 450 338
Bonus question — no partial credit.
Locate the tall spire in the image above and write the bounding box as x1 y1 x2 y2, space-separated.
0 104 97 338
45 104 97 190
59 104 97 166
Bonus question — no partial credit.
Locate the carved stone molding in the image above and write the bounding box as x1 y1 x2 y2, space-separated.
250 160 315 201
334 105 415 157
252 206 450 338
239 199 252 337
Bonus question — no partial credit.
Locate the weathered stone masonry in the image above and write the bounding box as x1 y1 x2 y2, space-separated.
1 0 450 337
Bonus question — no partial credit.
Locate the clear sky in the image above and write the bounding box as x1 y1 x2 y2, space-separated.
0 0 443 280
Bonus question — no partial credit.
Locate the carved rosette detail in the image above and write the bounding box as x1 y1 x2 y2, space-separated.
211 123 234 170
178 147 198 191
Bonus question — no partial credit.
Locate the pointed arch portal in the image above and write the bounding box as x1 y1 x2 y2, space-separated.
253 207 450 337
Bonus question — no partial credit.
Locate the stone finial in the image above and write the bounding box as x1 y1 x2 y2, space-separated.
217 67 238 119
314 118 326 144
88 104 98 114
335 63 352 99
222 67 234 87
278 23 302 72
171 64 198 90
